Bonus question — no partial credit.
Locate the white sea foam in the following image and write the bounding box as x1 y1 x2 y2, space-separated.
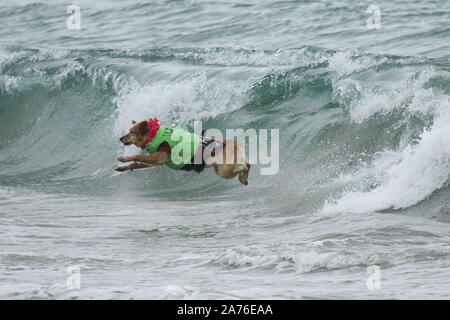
113 72 246 137
328 49 378 78
330 53 436 123
183 47 328 68
323 88 450 213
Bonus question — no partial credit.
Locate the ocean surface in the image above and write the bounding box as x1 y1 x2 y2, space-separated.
1 0 450 299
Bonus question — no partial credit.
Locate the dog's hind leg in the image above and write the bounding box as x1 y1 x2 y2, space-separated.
213 163 249 185
208 142 251 185
238 163 251 186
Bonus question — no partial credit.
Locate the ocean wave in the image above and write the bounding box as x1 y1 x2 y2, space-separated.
1 46 450 213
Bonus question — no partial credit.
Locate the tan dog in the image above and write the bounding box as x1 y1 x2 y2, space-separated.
117 120 251 185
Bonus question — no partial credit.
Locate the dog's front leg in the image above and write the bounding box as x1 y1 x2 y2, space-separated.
135 162 159 168
115 162 151 172
127 152 169 165
118 152 169 165
118 156 136 163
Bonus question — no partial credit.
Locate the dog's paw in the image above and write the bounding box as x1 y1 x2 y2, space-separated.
118 156 132 163
115 166 127 172
238 175 248 186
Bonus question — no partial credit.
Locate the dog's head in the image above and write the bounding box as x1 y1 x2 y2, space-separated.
120 120 148 148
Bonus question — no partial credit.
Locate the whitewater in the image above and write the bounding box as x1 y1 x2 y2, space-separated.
0 0 450 299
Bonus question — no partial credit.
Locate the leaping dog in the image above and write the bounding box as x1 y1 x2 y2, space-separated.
117 118 250 185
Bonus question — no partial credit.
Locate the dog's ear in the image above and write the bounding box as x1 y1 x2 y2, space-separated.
132 120 136 125
139 121 148 135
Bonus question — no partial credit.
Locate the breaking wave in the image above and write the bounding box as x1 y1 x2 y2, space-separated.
1 46 450 214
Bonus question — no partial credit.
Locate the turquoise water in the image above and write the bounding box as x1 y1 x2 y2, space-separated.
1 0 450 299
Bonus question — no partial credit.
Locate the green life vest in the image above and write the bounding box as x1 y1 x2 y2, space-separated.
144 125 200 170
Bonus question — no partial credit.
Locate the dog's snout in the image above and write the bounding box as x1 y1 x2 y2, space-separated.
120 137 124 143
